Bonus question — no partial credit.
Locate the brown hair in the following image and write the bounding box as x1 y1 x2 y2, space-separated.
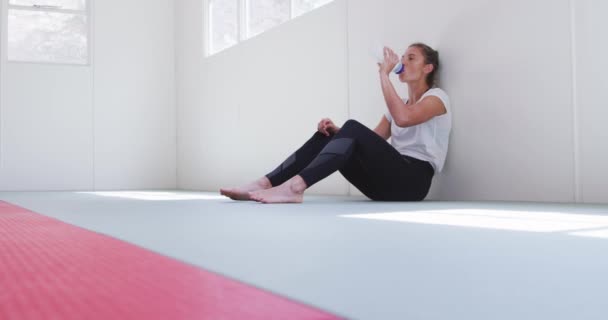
409 43 439 87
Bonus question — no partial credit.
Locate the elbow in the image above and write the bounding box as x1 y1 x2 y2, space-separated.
394 117 411 128
395 112 424 127
390 105 414 127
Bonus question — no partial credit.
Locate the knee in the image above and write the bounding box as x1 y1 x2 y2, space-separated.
342 119 363 129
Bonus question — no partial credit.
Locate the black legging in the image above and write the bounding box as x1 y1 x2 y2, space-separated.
265 119 434 201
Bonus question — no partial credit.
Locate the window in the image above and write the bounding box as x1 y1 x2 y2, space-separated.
292 0 333 18
209 0 237 54
206 0 334 56
8 0 89 65
246 0 289 38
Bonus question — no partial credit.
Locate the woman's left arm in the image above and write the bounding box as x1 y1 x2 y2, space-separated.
380 73 446 127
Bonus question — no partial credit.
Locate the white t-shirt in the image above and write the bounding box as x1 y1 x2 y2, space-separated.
384 88 452 173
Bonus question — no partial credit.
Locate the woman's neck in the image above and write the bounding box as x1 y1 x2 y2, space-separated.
407 82 431 105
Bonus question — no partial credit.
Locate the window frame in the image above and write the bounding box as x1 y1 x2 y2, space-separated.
6 0 92 66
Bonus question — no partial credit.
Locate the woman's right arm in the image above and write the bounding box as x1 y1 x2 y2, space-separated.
373 116 391 140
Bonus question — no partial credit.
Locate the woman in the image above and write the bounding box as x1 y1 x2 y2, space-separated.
220 43 451 203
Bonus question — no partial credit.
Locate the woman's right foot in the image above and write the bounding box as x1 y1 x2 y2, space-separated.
220 177 272 201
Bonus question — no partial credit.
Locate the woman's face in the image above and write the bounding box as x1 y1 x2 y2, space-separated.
399 46 429 84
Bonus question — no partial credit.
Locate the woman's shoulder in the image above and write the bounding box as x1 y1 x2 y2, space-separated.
424 87 448 98
424 87 450 110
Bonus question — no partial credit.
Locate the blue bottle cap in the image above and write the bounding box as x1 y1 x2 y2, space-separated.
394 63 405 74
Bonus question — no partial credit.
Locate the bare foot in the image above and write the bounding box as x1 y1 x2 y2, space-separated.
249 175 307 204
220 177 272 201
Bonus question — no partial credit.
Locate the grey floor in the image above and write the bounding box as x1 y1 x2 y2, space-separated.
2 191 608 320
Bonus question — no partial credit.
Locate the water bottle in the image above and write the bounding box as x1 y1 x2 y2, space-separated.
371 45 405 74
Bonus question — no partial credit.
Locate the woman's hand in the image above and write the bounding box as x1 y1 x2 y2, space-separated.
378 46 400 75
317 118 340 136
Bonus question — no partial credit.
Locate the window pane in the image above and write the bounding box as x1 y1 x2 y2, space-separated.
9 0 86 11
209 0 237 54
8 10 88 64
247 0 289 38
293 0 333 17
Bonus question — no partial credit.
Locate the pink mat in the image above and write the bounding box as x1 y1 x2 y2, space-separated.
0 201 341 320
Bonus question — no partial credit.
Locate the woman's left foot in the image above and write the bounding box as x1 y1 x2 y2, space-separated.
220 177 272 201
249 176 307 204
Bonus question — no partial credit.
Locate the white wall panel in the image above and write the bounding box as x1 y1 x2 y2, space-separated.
348 0 575 202
575 0 608 204
177 0 349 195
0 0 176 191
93 0 176 190
0 64 93 190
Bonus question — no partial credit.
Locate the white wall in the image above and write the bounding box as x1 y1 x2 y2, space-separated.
177 0 608 204
176 0 349 195
574 0 608 204
350 0 576 202
0 0 176 191
1 0 604 203
0 63 94 190
93 0 176 190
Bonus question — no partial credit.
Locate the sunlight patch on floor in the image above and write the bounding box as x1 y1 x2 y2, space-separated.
78 191 224 201
342 209 608 239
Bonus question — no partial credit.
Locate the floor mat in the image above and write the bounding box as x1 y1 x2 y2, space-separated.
0 201 340 320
